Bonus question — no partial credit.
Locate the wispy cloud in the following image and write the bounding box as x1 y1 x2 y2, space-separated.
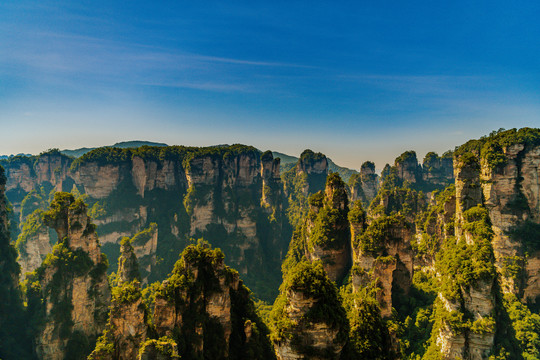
0 29 313 94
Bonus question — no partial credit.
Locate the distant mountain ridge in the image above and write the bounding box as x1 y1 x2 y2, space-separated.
60 140 169 158
0 153 32 160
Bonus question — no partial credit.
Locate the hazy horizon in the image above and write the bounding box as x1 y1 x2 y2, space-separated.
1 1 539 170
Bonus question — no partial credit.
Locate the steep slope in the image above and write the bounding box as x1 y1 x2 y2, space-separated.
152 241 275 359
0 165 35 359
89 238 147 360
1 145 289 301
26 192 110 360
284 173 352 284
270 261 348 359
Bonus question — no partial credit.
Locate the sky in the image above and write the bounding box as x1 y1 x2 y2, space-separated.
1 1 539 169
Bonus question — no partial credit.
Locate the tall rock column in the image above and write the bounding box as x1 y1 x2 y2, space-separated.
261 151 283 214
428 154 496 360
304 173 351 284
89 238 147 360
349 161 380 206
152 241 275 360
27 192 110 360
296 150 328 195
270 261 348 360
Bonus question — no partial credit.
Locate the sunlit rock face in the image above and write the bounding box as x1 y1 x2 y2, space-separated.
2 145 290 301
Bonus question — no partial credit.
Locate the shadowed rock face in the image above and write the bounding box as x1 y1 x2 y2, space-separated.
352 214 414 318
395 151 422 184
296 150 328 195
0 165 35 359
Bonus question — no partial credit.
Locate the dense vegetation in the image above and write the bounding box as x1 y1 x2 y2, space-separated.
0 165 35 359
2 129 540 359
155 241 276 360
269 261 348 356
454 127 540 170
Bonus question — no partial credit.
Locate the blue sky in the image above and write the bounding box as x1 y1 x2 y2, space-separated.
1 1 539 169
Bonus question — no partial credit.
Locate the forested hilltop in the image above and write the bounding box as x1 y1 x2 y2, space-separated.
0 127 539 359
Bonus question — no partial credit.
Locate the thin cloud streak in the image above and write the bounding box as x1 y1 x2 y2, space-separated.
0 29 316 94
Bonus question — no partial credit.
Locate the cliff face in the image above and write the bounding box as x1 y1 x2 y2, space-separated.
352 213 414 318
271 261 347 360
478 143 540 298
2 153 73 213
89 281 148 360
152 242 275 360
16 210 55 278
423 153 497 360
2 145 288 301
26 192 110 360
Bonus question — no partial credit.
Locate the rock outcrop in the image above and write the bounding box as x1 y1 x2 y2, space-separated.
270 261 347 360
395 151 422 184
116 237 141 286
26 192 110 360
304 173 351 284
127 223 158 284
295 150 328 195
15 209 55 278
422 151 454 187
1 145 290 301
152 241 275 359
89 245 146 360
349 161 380 207
89 281 148 360
352 213 414 318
